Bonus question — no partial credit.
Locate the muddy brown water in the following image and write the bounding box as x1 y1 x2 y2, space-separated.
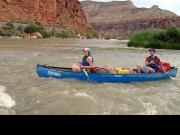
0 39 180 115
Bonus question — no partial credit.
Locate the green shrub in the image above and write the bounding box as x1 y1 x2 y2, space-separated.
50 30 56 37
0 30 12 37
167 26 178 38
154 30 167 41
56 31 73 38
128 26 180 50
24 24 43 34
166 26 180 42
0 28 3 35
42 32 52 38
2 22 15 30
87 31 98 39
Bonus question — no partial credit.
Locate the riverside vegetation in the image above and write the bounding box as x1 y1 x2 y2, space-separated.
128 26 180 50
0 22 98 39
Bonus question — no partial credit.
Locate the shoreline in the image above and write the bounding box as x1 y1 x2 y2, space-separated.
0 37 122 41
1 38 180 53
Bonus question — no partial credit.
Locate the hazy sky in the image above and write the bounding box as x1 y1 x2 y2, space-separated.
81 0 180 15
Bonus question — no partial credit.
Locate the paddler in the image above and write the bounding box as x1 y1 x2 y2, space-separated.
72 48 94 73
137 48 164 73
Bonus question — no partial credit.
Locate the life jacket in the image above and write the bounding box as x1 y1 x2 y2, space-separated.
82 55 93 66
147 56 159 69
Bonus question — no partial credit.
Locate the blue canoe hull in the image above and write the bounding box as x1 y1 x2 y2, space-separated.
36 65 178 83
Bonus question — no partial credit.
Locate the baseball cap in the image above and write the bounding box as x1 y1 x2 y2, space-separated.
149 48 156 52
83 48 91 53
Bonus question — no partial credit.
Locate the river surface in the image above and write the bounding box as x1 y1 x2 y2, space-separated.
0 39 180 115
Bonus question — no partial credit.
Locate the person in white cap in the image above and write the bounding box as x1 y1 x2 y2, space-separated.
72 48 94 72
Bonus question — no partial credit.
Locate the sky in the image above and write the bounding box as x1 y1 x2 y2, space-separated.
81 0 180 15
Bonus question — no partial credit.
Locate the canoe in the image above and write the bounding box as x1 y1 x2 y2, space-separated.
36 64 178 83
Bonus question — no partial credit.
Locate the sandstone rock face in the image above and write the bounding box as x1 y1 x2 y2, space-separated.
82 1 180 38
91 17 180 38
0 0 91 35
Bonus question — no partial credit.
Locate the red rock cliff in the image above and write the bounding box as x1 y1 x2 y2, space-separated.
82 1 180 38
0 0 91 35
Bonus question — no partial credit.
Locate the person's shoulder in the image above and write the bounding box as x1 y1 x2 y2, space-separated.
146 56 151 60
155 56 161 60
87 55 93 58
87 56 93 61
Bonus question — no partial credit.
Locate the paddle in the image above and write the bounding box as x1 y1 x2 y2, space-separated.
41 65 72 70
159 63 176 80
159 62 170 78
82 68 89 80
170 76 176 80
160 63 166 73
81 66 103 69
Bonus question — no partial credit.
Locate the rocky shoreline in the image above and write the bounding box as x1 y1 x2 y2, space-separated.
0 22 96 39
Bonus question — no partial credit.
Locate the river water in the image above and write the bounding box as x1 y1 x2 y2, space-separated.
0 39 180 115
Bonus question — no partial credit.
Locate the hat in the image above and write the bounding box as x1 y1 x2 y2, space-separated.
149 48 156 52
83 48 91 53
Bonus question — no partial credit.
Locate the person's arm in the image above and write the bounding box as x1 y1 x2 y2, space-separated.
78 61 82 65
87 57 93 67
145 60 149 66
145 57 155 66
145 57 151 66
